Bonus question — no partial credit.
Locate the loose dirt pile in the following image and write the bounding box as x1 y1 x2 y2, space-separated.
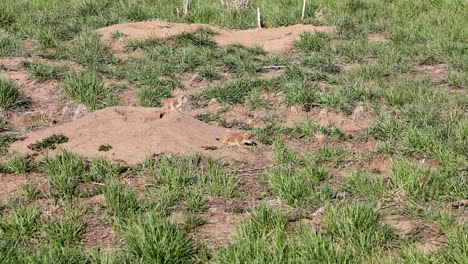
98 20 335 53
10 107 266 166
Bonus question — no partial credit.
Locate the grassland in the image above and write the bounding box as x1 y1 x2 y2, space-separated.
1 0 467 263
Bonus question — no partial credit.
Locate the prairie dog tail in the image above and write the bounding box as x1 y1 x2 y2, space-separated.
215 138 220 141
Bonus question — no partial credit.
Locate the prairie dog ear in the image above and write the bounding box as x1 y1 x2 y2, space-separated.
178 95 188 102
243 132 252 138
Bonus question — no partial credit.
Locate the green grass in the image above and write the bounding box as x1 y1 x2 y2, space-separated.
21 61 68 82
62 70 117 110
198 159 239 198
0 77 25 110
266 140 330 207
70 30 114 67
295 31 332 52
121 212 196 263
325 203 397 256
0 206 41 246
0 0 467 262
19 184 40 200
27 134 69 151
185 191 208 213
43 214 85 247
0 29 23 56
103 180 139 217
2 153 28 174
43 151 85 199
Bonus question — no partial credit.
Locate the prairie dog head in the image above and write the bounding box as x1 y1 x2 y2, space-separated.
242 132 253 144
177 95 188 104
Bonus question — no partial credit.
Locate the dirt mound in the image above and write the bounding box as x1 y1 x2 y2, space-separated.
97 20 335 53
10 107 266 166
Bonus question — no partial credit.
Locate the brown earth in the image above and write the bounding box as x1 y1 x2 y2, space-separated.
10 106 269 166
0 173 27 201
97 20 335 53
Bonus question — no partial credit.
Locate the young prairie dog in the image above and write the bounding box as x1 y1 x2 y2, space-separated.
218 132 254 147
162 95 188 113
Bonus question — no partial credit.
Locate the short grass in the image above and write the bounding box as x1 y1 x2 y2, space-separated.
20 61 68 82
62 70 118 110
0 0 467 262
0 77 25 110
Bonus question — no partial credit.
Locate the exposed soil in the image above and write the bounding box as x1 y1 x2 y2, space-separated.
98 20 335 53
381 215 424 235
382 215 447 254
416 64 448 83
197 212 244 247
367 33 388 42
10 106 270 166
0 173 27 201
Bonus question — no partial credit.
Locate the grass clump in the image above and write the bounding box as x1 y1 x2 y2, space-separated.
103 180 139 217
21 61 68 82
88 158 124 182
20 184 40 200
345 171 386 200
98 144 112 152
70 30 114 67
43 151 85 198
295 31 332 52
27 134 68 151
0 77 24 110
62 70 116 110
198 159 239 198
2 153 28 174
0 29 22 56
185 191 208 213
266 141 329 207
389 159 462 199
43 217 84 247
325 203 396 256
0 206 41 246
138 83 173 107
153 155 200 191
122 212 196 263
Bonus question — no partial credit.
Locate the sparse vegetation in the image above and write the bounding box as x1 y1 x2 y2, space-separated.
27 134 69 151
0 77 24 110
21 61 68 82
98 144 112 152
62 70 117 110
0 0 467 262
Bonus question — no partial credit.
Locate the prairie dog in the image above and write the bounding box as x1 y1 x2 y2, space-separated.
162 95 188 113
218 132 254 147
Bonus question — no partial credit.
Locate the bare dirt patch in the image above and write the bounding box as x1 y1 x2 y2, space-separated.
286 106 373 136
381 215 424 235
382 215 447 254
0 173 27 201
10 106 269 166
97 20 335 53
0 68 69 129
222 105 268 129
367 33 387 42
198 211 244 247
82 208 121 251
416 64 448 83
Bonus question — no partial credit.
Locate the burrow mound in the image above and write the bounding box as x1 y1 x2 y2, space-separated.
98 20 335 53
11 107 267 166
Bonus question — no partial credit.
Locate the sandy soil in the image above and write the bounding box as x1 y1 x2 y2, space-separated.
10 106 268 166
98 20 335 53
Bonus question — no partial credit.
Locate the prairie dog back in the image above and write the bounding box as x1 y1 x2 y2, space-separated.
221 132 254 147
162 95 188 112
